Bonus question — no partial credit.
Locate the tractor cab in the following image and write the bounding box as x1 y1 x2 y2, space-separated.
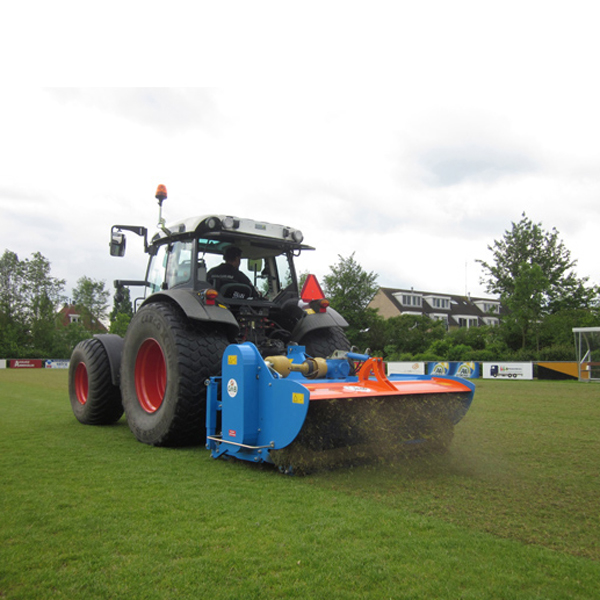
109 186 344 357
144 221 310 302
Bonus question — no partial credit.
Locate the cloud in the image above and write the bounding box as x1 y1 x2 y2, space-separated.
2 79 600 303
0 186 46 204
48 88 219 135
418 145 538 187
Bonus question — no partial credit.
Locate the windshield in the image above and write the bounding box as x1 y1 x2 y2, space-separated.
146 238 298 300
202 253 295 300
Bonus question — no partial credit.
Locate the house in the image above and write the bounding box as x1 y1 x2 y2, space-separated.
368 287 501 329
58 304 108 333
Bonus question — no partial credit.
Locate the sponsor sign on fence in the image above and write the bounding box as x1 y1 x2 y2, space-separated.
9 359 44 369
427 362 480 378
387 362 426 375
45 360 70 369
3 359 70 369
482 362 533 380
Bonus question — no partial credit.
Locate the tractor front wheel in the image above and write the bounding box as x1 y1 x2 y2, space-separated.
68 338 123 425
120 302 228 447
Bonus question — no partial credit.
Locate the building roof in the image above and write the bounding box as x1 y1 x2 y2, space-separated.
57 304 108 332
369 287 502 327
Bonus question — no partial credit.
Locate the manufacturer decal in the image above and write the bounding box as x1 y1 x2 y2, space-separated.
228 429 237 438
227 378 238 397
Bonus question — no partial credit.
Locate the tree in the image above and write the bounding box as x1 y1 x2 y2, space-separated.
72 276 110 331
478 213 597 313
0 250 26 323
381 314 446 360
0 250 65 357
477 214 598 351
0 251 28 356
24 252 66 320
109 286 133 336
322 253 379 345
504 261 549 350
23 252 66 353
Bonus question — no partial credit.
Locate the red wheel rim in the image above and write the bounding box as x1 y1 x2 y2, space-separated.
74 362 88 405
135 338 167 413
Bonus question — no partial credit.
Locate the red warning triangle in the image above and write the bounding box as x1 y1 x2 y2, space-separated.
301 274 325 301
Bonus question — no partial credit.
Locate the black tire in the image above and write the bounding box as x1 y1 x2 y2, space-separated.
120 302 228 447
299 326 351 358
68 338 123 425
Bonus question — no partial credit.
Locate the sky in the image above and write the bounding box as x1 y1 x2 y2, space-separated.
2 2 599 307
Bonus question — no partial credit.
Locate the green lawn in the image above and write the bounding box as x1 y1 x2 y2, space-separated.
1 371 599 599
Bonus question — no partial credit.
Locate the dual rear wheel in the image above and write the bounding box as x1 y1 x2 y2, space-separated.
68 303 228 446
68 338 123 425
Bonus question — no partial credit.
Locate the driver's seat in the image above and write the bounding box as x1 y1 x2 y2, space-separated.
219 282 253 299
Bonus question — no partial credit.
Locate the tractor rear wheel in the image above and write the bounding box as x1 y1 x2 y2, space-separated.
120 302 228 447
299 326 351 358
68 338 123 425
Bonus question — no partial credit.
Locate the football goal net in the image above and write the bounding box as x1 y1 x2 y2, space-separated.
573 327 600 381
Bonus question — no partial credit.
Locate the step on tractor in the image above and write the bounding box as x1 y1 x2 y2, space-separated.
69 185 475 473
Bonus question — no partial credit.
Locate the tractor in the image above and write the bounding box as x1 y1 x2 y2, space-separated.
69 185 474 473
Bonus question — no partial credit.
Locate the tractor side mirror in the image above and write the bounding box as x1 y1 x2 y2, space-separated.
247 258 263 273
110 231 126 257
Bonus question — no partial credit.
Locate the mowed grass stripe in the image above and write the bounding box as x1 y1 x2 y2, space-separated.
318 379 600 561
1 370 599 599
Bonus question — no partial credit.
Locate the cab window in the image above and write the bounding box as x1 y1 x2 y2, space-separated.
146 244 169 294
166 241 193 289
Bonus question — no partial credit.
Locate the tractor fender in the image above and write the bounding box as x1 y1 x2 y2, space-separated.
290 306 348 341
141 289 239 337
92 333 125 387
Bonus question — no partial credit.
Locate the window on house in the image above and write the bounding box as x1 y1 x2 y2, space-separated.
401 294 422 307
458 317 479 328
431 297 450 309
431 314 449 325
475 301 500 313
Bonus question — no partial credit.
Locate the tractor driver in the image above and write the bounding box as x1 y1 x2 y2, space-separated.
207 246 258 298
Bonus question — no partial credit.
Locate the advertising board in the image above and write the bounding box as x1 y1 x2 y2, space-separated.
387 362 426 375
482 362 533 380
45 360 70 369
427 361 480 378
9 359 44 369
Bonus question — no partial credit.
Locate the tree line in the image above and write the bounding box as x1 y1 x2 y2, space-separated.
0 250 131 359
323 214 600 362
1 214 598 361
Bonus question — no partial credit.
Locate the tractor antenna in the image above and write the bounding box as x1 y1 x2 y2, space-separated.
155 184 171 235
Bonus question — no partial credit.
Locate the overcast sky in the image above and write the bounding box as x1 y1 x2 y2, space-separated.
2 2 599 305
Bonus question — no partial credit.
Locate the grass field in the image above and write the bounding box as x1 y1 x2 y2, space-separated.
1 370 599 599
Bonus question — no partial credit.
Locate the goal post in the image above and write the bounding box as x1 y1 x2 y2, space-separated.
573 327 600 382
